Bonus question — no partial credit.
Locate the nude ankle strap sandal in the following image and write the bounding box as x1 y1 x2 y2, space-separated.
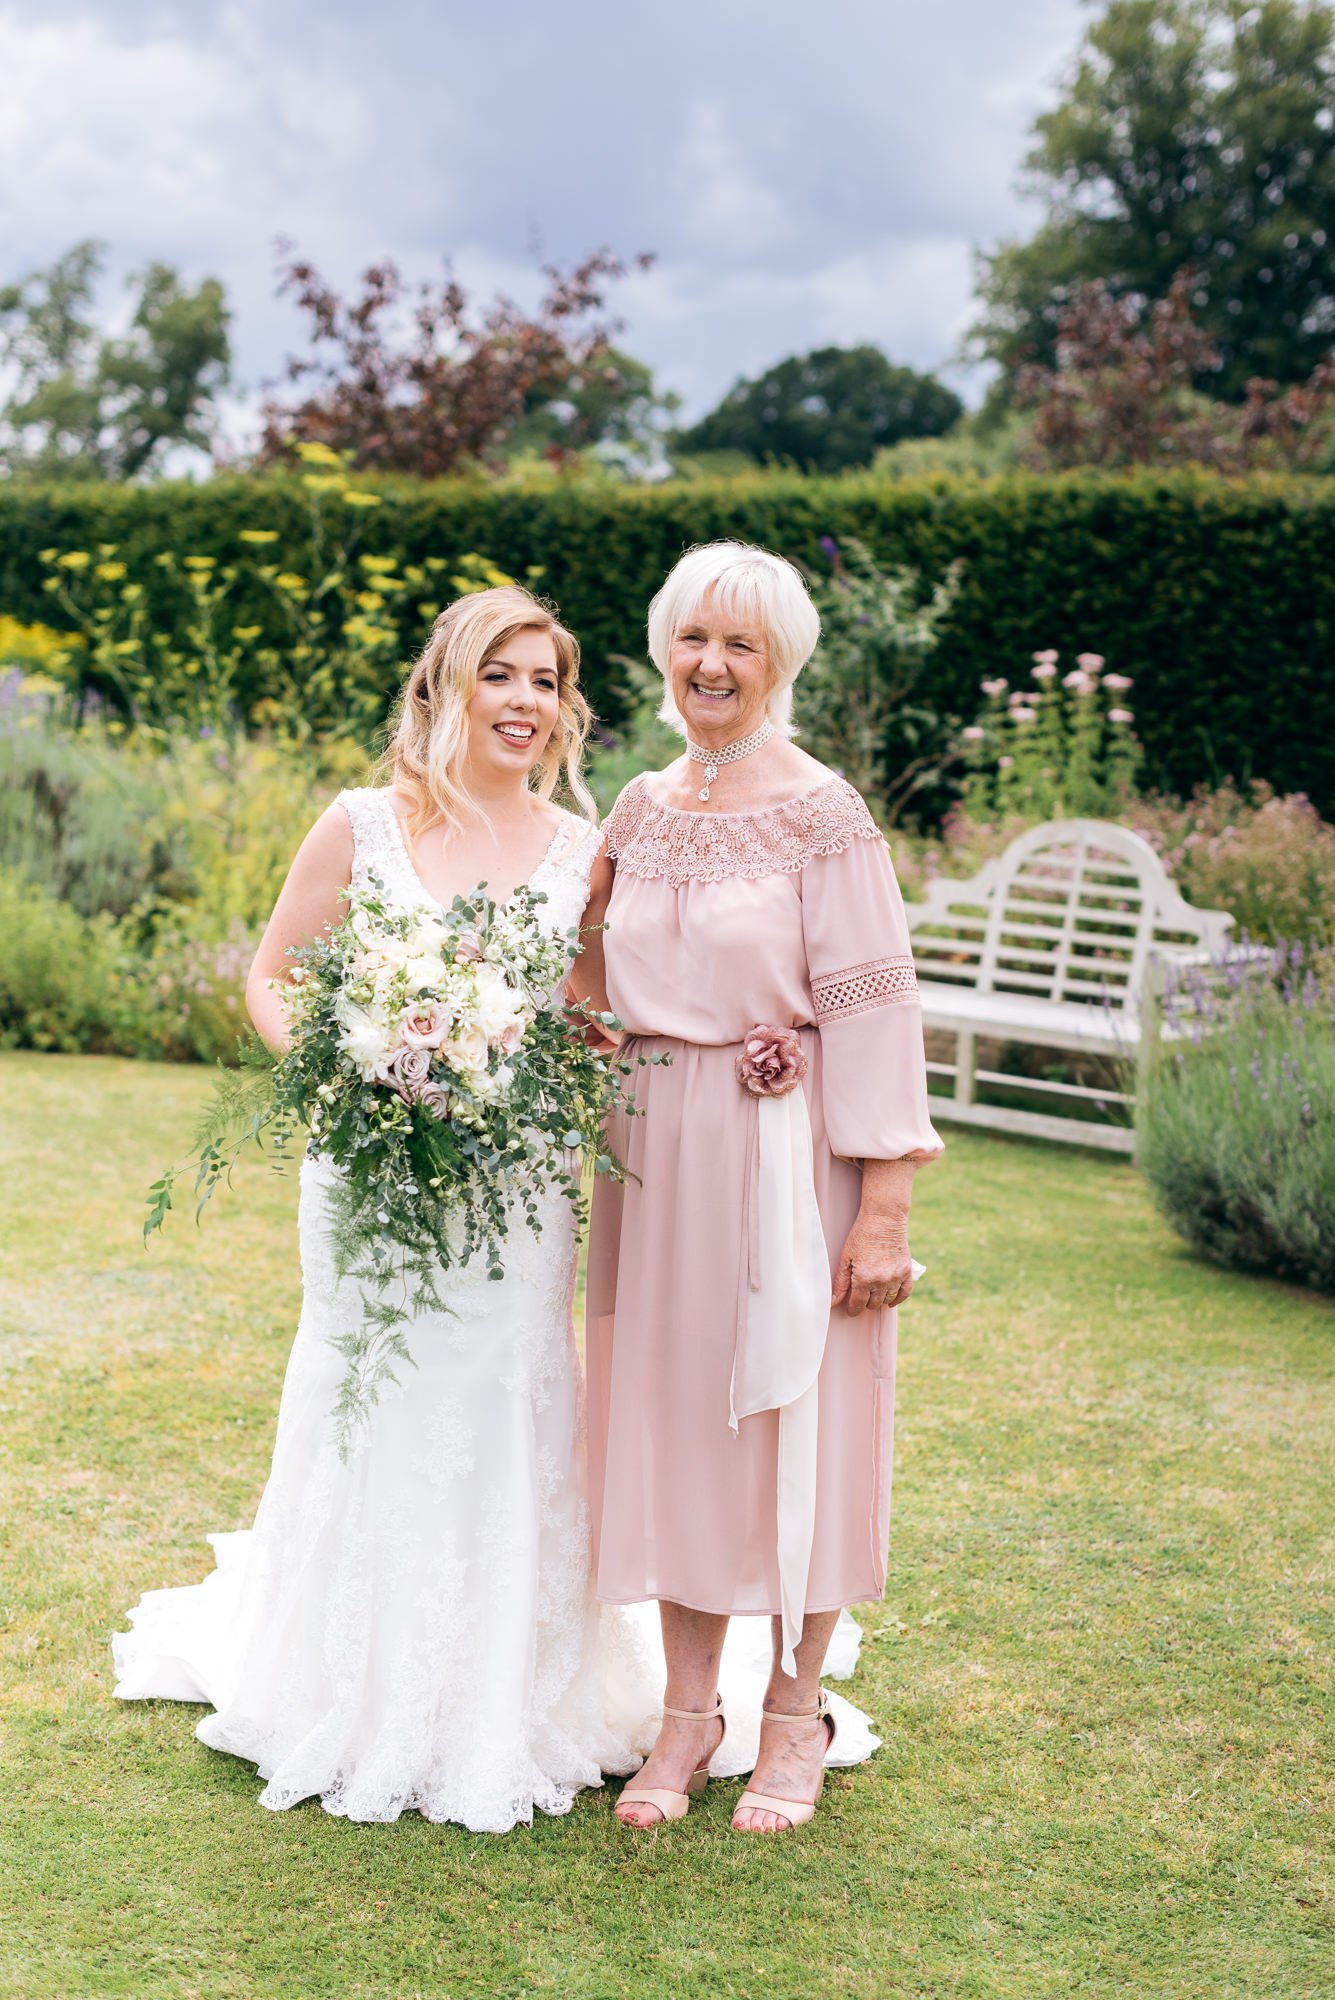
615 1694 727 1827
732 1690 837 1832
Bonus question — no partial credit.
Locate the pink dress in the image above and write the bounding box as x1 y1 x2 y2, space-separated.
586 773 943 1641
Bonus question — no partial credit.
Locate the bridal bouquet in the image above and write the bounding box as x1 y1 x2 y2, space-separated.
146 875 652 1450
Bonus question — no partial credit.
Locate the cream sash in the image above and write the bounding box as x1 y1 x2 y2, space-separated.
729 1086 925 1675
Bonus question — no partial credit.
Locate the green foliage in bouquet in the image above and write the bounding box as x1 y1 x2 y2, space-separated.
1137 944 1335 1296
145 873 655 1451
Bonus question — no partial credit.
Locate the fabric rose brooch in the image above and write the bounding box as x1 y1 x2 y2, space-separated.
736 1024 807 1098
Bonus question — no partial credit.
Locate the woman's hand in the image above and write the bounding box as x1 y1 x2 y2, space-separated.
831 1156 920 1317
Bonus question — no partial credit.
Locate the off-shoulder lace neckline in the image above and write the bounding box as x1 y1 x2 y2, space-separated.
605 771 882 885
631 770 844 823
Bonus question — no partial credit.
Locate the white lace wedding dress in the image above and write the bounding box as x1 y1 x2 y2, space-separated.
112 787 880 1833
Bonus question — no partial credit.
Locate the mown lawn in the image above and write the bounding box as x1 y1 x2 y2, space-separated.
0 1050 1332 2000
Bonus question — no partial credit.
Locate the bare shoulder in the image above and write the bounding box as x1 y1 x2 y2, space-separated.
289 800 353 880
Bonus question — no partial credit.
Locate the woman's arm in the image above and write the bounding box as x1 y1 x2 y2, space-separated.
566 846 618 1044
831 1156 919 1318
244 802 355 1051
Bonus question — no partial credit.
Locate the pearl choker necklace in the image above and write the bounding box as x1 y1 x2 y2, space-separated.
685 718 774 801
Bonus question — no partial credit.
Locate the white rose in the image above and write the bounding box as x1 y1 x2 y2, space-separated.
443 1024 490 1074
407 915 449 956
473 962 526 1039
334 995 397 1080
404 953 447 993
467 1060 514 1105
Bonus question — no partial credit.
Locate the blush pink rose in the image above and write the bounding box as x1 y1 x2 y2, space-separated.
386 1044 433 1100
453 931 483 963
401 999 450 1049
736 1024 807 1098
416 1082 452 1121
495 1019 525 1056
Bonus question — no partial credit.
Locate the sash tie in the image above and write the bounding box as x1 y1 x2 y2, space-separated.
728 1028 926 1676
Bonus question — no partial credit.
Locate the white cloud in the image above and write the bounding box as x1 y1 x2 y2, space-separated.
673 100 792 256
0 0 1089 429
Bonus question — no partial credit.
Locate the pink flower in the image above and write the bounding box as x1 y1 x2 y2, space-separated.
401 999 450 1049
1031 661 1058 680
998 755 1015 769
1076 652 1105 671
980 677 1008 697
495 1019 525 1056
416 1082 452 1121
1012 707 1038 724
1101 672 1133 691
736 1024 807 1098
453 931 483 963
962 725 986 742
386 1045 433 1100
1032 649 1059 665
1064 671 1095 694
1109 707 1134 724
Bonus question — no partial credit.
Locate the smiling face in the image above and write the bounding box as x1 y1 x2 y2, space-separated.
667 587 774 745
463 625 561 784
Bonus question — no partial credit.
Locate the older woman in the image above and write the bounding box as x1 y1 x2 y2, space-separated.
581 541 942 1833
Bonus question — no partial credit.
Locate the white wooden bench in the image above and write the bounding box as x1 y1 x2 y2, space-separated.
902 818 1235 1152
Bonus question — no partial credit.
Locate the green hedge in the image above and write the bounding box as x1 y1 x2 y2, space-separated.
4 468 1334 810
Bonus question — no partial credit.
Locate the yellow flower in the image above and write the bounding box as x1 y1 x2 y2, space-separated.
95 562 127 581
295 440 345 467
239 529 279 545
183 556 215 570
233 625 263 641
274 574 308 592
359 554 397 574
342 490 381 508
56 551 91 571
301 473 347 493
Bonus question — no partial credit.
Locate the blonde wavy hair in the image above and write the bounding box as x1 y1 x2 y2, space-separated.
379 585 595 845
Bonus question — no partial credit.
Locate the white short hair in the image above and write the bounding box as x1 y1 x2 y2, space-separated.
646 541 822 739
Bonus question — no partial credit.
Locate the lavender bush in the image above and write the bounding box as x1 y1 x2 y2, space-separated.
1137 944 1335 1294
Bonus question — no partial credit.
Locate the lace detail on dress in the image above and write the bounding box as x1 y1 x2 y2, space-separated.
603 774 882 886
811 955 920 1021
337 787 424 905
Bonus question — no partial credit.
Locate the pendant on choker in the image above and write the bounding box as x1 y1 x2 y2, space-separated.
685 718 774 801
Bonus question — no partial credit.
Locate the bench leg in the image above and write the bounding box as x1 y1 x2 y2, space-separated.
954 1030 975 1109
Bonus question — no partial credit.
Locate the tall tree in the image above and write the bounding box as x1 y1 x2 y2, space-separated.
258 246 655 477
0 241 231 478
673 346 962 472
973 0 1335 400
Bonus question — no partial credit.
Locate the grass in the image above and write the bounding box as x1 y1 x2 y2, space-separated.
0 1052 1332 2000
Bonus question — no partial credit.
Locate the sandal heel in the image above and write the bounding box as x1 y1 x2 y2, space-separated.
615 1694 727 1830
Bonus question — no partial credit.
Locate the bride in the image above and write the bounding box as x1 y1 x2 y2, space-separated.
112 583 878 1833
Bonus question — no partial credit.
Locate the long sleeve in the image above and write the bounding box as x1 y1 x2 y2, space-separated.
800 832 944 1164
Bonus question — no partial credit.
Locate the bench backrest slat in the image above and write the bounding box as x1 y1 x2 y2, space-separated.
903 818 1234 1009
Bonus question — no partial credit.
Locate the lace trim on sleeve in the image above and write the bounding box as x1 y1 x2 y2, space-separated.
811 955 920 1023
603 774 883 885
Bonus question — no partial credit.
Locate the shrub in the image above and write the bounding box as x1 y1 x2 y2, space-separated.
1137 947 1335 1294
0 870 128 1054
797 539 962 824
0 685 363 930
6 469 1335 810
1127 782 1335 947
955 645 1141 828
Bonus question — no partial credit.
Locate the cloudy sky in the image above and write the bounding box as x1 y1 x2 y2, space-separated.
0 0 1088 435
